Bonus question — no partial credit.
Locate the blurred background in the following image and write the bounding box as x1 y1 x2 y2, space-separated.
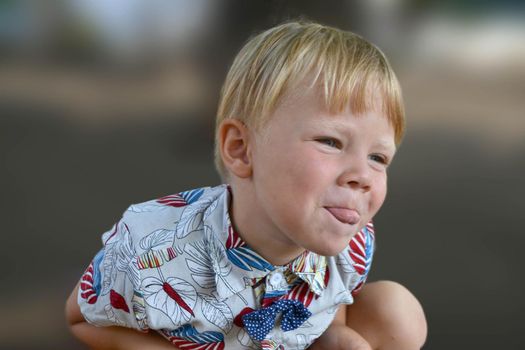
1 0 524 349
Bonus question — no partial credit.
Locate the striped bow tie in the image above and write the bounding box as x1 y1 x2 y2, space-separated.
242 299 312 341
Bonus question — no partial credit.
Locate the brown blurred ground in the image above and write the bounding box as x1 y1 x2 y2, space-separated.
1 1 525 349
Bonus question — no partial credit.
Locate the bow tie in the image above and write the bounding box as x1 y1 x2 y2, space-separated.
242 299 312 341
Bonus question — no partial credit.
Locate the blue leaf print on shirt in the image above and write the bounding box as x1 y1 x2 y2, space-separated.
179 188 205 204
164 324 225 350
225 226 274 272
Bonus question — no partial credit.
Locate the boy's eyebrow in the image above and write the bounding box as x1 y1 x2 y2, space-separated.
374 140 397 154
313 118 397 153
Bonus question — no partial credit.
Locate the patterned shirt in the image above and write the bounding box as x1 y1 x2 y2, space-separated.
78 185 375 350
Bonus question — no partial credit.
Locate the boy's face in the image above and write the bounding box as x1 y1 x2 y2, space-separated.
248 83 396 257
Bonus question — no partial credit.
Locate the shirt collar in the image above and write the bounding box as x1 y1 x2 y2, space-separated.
202 185 328 301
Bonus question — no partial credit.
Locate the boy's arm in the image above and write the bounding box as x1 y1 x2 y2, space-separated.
308 305 371 350
66 283 179 350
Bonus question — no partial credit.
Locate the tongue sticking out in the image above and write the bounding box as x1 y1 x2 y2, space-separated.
326 207 360 225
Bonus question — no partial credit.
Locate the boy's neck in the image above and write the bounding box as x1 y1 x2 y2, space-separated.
228 183 306 266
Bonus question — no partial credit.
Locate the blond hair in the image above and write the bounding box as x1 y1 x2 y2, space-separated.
215 21 405 178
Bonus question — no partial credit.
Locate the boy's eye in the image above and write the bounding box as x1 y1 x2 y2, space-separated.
316 137 341 149
369 154 388 165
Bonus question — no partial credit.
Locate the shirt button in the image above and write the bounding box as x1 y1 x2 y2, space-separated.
270 272 283 286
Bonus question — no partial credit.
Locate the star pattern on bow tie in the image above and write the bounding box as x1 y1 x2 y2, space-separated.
241 299 312 341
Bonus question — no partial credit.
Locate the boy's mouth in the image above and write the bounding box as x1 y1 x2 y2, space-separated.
325 207 360 225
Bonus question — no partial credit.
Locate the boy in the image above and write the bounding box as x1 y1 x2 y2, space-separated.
66 21 426 349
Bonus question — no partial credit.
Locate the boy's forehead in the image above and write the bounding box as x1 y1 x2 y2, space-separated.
277 76 385 117
277 77 326 110
266 77 396 145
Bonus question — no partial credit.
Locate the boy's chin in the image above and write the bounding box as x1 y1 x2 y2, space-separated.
307 240 350 257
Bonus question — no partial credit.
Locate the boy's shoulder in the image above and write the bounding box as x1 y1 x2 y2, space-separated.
102 185 229 254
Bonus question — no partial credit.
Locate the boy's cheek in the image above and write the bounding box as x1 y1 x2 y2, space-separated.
369 190 387 219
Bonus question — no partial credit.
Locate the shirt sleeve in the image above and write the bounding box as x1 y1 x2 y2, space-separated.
77 217 147 331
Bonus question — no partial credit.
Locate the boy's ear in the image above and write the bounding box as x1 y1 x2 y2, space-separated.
218 118 253 178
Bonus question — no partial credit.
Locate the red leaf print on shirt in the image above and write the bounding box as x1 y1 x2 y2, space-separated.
163 282 195 317
157 194 187 207
348 225 373 276
156 188 205 207
80 262 98 304
142 276 197 326
348 223 374 295
285 266 330 307
110 289 130 313
233 307 255 328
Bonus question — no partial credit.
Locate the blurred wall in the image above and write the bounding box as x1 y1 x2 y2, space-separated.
1 1 524 349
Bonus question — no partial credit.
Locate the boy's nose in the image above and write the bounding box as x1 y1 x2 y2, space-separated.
337 158 372 192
